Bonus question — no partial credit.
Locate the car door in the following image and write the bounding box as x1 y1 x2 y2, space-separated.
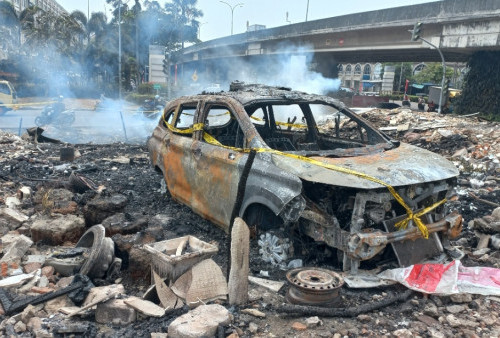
189 100 248 230
161 101 202 208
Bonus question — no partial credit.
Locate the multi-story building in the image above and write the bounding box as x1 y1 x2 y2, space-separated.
6 0 66 15
337 63 384 94
337 62 467 94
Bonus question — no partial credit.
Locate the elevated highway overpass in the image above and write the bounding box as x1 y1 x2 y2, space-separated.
171 0 500 85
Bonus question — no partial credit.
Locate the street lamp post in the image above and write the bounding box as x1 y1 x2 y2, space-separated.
219 1 243 35
118 0 122 101
305 0 310 22
198 21 208 40
409 23 446 113
419 37 446 113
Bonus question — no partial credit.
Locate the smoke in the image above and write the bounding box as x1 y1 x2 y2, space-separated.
36 45 342 144
177 44 341 96
38 97 158 144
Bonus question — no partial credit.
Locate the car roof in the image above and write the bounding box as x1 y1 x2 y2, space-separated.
181 82 347 108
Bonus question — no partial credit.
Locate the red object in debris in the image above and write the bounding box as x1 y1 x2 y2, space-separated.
406 262 456 293
1 262 7 277
31 286 53 294
339 38 344 46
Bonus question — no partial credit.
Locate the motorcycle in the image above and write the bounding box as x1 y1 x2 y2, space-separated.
138 95 164 119
35 98 75 127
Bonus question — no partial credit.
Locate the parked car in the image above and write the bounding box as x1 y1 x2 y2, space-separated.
148 82 462 271
0 80 17 116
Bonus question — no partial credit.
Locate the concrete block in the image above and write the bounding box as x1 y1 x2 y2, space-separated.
30 214 85 245
83 284 125 307
44 296 74 314
0 208 28 229
168 304 231 338
0 235 33 264
95 299 136 326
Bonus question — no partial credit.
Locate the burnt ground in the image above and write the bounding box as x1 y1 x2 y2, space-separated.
1 109 500 337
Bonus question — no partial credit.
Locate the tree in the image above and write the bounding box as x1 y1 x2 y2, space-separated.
164 0 202 49
413 62 453 84
70 10 88 43
455 51 500 119
0 1 20 51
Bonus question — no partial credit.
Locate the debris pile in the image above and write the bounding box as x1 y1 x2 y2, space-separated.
0 107 500 337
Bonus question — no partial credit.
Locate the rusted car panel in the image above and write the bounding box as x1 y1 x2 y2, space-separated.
148 82 462 272
271 142 458 189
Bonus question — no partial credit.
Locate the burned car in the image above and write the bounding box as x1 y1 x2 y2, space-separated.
148 82 462 272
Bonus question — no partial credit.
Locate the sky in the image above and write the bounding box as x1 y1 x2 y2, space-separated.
57 0 439 41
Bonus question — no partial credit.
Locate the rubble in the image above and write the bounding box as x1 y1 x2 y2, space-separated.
0 207 29 229
171 258 228 307
95 298 136 325
248 275 285 292
30 214 85 245
0 234 33 264
167 304 232 338
123 296 165 317
0 106 499 336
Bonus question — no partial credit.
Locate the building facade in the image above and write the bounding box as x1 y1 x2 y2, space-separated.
337 62 384 94
337 62 467 94
149 45 166 84
7 0 66 15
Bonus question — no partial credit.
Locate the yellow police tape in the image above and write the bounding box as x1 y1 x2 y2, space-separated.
163 116 446 238
0 101 56 109
250 115 307 129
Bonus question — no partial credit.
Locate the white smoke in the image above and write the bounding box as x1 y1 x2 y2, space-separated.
177 44 341 96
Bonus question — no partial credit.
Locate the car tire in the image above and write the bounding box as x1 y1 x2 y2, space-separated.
34 116 44 126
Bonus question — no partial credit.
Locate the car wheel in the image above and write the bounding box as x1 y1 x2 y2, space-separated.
34 116 44 126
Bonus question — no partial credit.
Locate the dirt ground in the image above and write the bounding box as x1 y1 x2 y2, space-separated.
0 108 499 337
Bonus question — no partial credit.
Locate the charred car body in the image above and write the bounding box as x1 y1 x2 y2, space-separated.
148 82 462 272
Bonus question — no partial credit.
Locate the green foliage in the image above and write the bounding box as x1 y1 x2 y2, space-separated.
125 92 154 104
455 51 500 119
386 94 426 103
137 83 154 94
0 0 204 98
413 63 454 84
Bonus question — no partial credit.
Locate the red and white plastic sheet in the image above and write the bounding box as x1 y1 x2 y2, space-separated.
378 260 500 295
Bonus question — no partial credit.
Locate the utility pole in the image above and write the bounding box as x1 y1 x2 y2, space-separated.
305 0 310 22
219 1 243 35
410 22 446 113
118 0 122 101
398 62 403 93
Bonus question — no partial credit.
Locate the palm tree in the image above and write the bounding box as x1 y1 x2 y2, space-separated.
19 6 41 47
70 10 88 43
0 1 20 50
87 12 107 45
164 0 203 48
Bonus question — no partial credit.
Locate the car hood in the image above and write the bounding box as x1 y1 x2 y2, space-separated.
270 142 459 189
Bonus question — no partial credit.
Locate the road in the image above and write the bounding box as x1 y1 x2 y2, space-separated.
0 102 159 144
